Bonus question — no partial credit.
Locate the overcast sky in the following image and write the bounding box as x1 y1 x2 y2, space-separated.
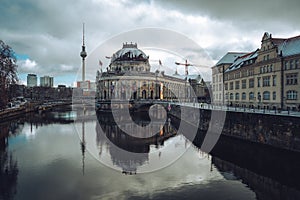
1 0 300 86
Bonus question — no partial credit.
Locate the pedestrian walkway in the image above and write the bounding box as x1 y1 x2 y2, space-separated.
172 102 300 118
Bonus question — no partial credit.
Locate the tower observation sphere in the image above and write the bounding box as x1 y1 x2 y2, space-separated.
80 47 87 58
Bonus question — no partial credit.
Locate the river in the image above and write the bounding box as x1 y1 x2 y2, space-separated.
0 105 299 200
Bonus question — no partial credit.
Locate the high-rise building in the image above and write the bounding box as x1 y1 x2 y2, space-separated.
27 74 37 87
40 76 54 87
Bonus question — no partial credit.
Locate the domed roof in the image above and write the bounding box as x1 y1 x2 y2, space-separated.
111 43 148 62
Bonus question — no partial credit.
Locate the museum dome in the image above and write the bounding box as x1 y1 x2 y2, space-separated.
111 43 148 62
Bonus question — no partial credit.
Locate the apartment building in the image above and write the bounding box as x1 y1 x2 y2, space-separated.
213 32 300 110
212 52 246 105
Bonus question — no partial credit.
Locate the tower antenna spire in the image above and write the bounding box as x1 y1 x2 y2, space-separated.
82 22 85 46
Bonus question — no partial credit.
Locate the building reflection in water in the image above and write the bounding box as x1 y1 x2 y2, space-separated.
95 108 180 174
0 106 75 200
204 135 300 200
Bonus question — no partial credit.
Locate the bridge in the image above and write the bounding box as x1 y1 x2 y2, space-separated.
95 99 174 111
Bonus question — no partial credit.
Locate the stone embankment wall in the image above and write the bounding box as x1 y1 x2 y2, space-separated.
169 105 300 152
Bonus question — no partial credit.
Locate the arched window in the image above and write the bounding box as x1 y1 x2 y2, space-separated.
249 92 254 100
235 93 240 100
242 92 246 100
263 91 270 100
230 93 233 100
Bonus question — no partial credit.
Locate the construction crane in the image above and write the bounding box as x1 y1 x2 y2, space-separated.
175 60 193 75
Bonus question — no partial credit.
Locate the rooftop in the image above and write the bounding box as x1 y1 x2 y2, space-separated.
215 52 247 66
225 50 258 73
277 35 300 57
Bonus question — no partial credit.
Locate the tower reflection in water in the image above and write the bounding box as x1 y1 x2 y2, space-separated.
95 107 182 174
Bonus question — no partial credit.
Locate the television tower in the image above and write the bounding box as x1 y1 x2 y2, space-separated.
80 23 87 81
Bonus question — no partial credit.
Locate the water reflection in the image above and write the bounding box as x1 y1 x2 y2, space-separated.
0 122 19 200
202 135 300 200
95 110 179 174
1 107 300 199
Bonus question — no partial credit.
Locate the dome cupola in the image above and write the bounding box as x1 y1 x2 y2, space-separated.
109 43 151 72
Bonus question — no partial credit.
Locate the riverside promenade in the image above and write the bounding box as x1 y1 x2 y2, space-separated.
173 102 300 118
0 100 72 121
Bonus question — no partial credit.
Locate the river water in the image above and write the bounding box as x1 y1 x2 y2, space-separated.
0 106 299 200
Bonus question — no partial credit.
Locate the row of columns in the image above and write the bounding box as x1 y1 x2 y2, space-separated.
97 79 190 101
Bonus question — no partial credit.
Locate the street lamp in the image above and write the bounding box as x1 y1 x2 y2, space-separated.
155 70 159 99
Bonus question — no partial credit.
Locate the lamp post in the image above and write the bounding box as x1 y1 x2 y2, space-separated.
184 77 187 103
258 94 261 111
283 97 289 114
155 70 159 99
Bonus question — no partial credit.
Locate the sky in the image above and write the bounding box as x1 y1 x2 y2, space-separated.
1 0 300 86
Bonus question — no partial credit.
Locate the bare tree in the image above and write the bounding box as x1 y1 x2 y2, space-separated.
0 40 18 109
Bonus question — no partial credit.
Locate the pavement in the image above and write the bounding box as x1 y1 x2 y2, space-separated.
173 102 300 118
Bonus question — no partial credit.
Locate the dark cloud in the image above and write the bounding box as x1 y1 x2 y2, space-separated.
155 0 300 30
1 0 300 85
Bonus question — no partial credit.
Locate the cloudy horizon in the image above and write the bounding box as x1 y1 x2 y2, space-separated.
2 0 300 86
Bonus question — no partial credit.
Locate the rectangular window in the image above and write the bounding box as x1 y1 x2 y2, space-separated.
230 82 234 90
249 78 254 88
296 59 299 69
235 81 240 89
219 84 222 91
285 61 288 70
224 74 228 81
286 73 298 85
263 76 270 87
225 83 228 90
242 70 247 77
273 75 276 86
290 60 294 70
249 69 254 76
287 90 298 100
263 91 270 100
242 80 247 89
257 77 261 87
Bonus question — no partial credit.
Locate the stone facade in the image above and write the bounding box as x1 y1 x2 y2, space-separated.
96 43 202 102
213 32 300 110
212 52 246 105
